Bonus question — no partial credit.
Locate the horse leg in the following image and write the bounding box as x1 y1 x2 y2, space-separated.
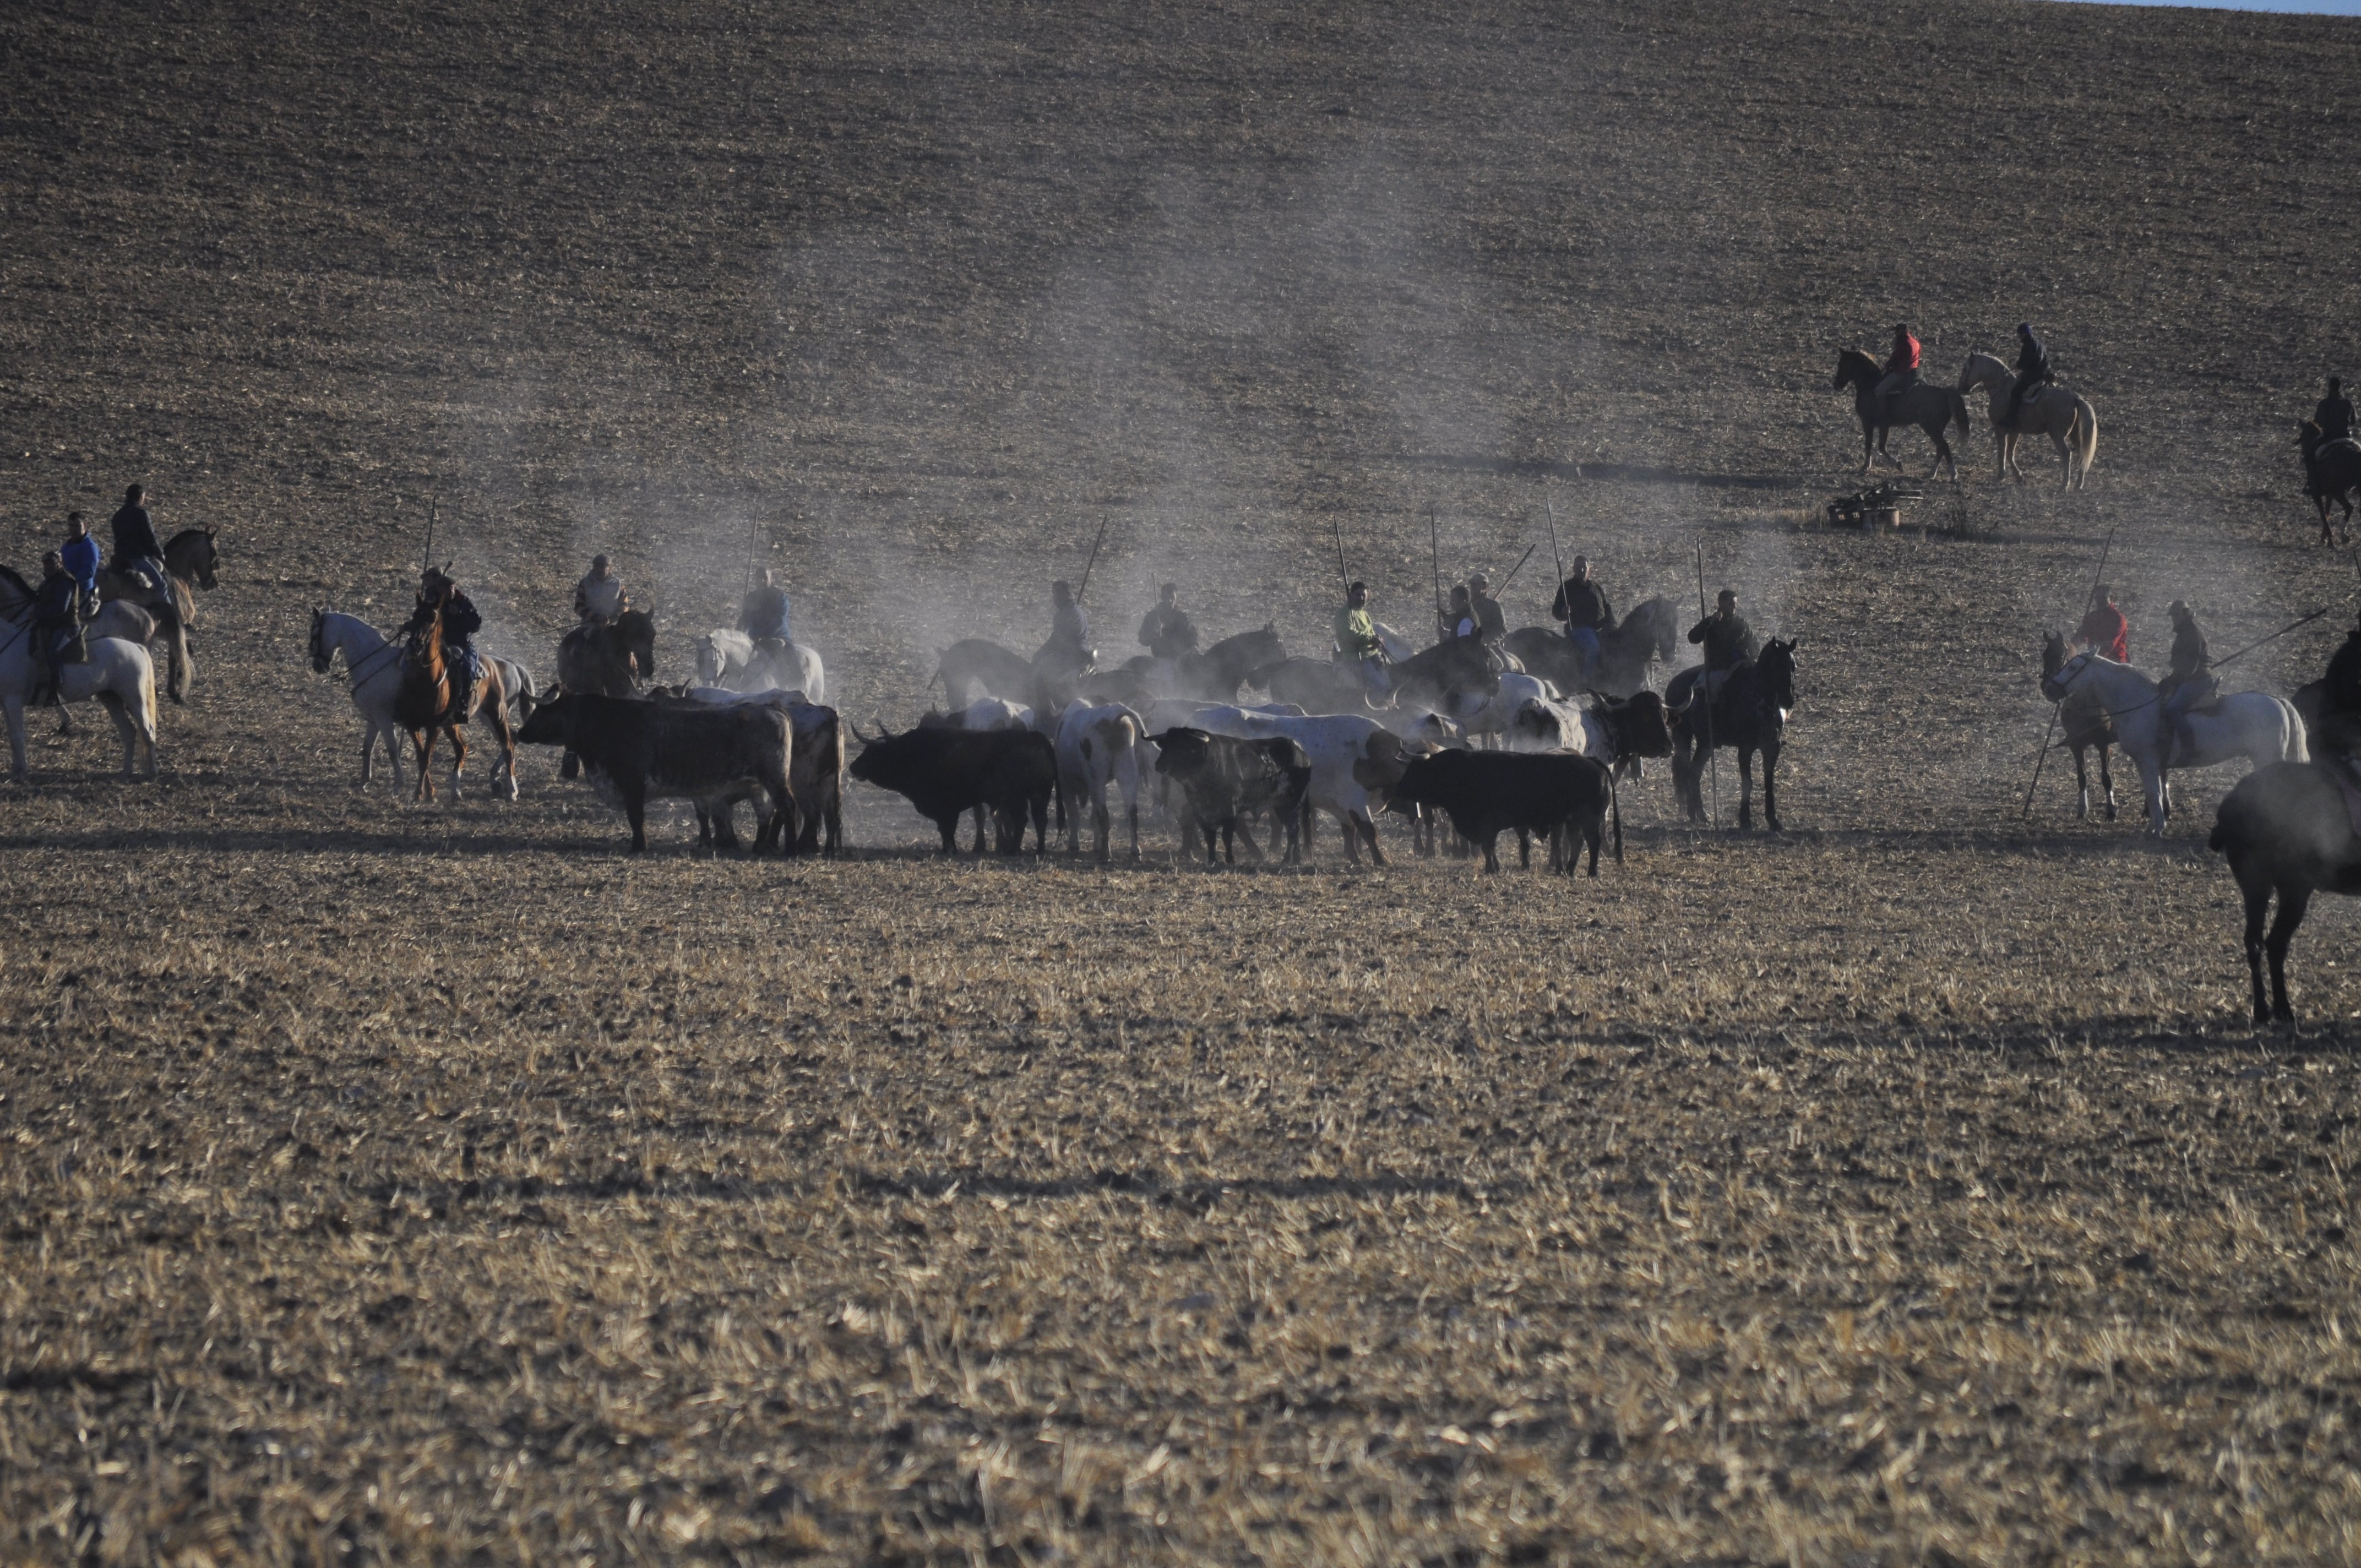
2 696 24 781
1924 423 1949 481
1736 745 1754 831
2267 883 2310 1024
2098 742 2117 821
446 724 469 799
360 725 377 786
411 729 435 802
2070 741 2091 819
1761 740 1781 832
2242 883 2275 1023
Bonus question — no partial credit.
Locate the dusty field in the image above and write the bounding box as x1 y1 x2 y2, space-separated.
8 0 2361 1561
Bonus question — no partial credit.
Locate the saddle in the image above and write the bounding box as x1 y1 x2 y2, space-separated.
2318 437 2361 461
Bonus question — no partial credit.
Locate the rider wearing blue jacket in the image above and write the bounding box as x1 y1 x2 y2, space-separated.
60 513 101 611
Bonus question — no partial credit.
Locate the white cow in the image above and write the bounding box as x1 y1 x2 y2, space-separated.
1460 672 1563 745
1146 703 1416 863
1054 702 1146 860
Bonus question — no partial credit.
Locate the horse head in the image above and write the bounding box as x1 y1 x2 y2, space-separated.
1756 637 1799 714
2039 646 2089 704
2041 629 2067 680
1833 349 1878 393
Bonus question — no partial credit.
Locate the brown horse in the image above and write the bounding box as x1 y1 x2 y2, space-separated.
2042 631 2118 820
95 529 215 704
395 598 516 802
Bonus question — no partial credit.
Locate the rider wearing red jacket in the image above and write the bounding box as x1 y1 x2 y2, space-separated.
2076 585 2128 663
1873 324 1921 413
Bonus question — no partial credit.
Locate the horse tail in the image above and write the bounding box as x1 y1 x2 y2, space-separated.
1951 389 1972 439
2286 699 2310 763
2074 399 2099 474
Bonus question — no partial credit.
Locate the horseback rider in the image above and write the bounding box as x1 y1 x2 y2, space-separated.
403 567 484 718
1467 572 1506 645
2076 584 2128 663
574 554 627 626
738 568 792 650
1037 578 1093 679
108 483 167 597
2158 599 2218 764
1136 582 1198 662
1334 580 1391 696
1440 584 1478 642
1686 589 1755 700
61 512 101 617
2317 377 2357 445
2006 323 2054 431
1872 323 1921 421
1551 555 1616 677
31 551 80 709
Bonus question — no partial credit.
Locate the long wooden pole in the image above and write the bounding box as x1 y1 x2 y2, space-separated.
2021 521 2118 819
1696 545 1720 828
1428 502 1445 640
1332 515 1352 596
1492 542 1540 596
1076 515 1110 605
1543 493 1567 629
421 492 437 576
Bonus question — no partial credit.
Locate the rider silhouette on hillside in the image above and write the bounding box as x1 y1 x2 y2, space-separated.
2317 377 2356 445
1873 324 1919 421
2006 324 2054 431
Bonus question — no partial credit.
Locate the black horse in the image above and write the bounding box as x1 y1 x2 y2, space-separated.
1390 635 1508 712
1668 639 1797 831
2297 420 2361 547
1501 596 1683 699
2211 760 2361 1022
1833 349 1971 478
1100 623 1285 703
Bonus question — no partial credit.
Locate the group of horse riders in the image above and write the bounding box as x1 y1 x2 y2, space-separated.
2063 583 2226 761
1875 321 2056 429
25 483 178 706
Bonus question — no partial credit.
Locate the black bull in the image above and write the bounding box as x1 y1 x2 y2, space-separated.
1390 749 1621 874
848 724 1056 854
518 693 798 853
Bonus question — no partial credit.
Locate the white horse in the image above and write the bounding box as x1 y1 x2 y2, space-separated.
694 629 826 702
309 609 526 796
0 575 160 781
2039 649 2305 835
1959 352 2099 491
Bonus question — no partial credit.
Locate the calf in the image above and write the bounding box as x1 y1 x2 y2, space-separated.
1151 727 1313 865
517 693 797 853
662 687 847 853
1056 702 1147 860
1389 749 1620 874
1147 705 1413 864
848 723 1055 854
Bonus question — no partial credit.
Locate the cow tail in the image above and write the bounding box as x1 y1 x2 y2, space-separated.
1609 778 1623 865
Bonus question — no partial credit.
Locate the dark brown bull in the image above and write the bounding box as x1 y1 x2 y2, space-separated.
518 693 796 853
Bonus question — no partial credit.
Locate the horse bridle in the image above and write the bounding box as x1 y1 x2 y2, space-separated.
2046 650 2164 719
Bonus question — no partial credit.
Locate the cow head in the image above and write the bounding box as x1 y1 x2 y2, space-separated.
1351 729 1413 795
514 694 580 747
1609 690 1672 758
1149 727 1211 777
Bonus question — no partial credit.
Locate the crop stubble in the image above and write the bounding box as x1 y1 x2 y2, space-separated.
7 0 2361 1562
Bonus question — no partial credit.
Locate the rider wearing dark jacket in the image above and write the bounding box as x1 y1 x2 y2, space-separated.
1688 590 1754 675
2318 378 2357 444
2321 618 2361 765
403 569 484 714
2159 600 2216 764
31 552 78 706
2006 325 2054 429
110 484 164 578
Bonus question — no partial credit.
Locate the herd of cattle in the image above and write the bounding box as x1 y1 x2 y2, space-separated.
504 640 1666 873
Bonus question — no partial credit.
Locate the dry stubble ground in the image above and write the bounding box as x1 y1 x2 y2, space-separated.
8 0 2361 1562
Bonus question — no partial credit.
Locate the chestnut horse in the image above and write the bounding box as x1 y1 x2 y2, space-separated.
394 597 516 801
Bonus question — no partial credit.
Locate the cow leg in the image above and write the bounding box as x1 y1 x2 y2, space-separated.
1335 808 1361 864
2267 884 2310 1024
1032 791 1050 853
625 792 649 853
1128 799 1140 861
1516 827 1532 869
1480 831 1501 874
937 815 959 854
710 804 742 851
562 747 580 781
1357 810 1386 865
695 807 715 846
